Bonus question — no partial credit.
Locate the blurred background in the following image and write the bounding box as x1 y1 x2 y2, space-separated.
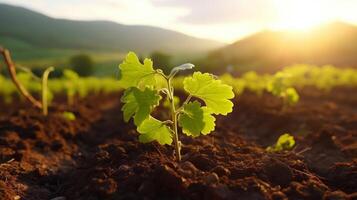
0 0 357 77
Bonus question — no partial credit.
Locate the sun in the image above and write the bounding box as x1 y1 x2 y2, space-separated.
271 0 334 31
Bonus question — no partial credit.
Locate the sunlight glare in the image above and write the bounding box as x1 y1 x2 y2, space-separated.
272 0 334 31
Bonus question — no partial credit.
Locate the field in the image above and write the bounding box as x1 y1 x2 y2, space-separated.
2 1 357 199
0 59 356 200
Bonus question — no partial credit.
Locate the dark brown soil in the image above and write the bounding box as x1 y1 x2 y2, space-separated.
0 87 356 200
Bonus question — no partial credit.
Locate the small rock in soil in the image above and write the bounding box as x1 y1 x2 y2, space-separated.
211 166 231 177
95 150 110 161
203 172 220 184
13 195 20 200
91 178 117 196
180 161 199 172
178 161 199 177
117 164 130 172
271 191 288 200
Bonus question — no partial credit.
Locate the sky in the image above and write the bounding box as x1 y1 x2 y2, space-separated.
1 0 357 43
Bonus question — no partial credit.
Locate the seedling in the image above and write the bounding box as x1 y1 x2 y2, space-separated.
16 66 54 116
266 133 295 152
42 67 54 116
0 46 57 115
63 69 79 105
118 52 234 161
267 72 299 108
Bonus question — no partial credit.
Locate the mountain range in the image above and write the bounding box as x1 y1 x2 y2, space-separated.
202 22 357 73
0 3 223 55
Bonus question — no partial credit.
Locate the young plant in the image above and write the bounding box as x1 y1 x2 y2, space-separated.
63 69 79 105
118 52 234 161
267 72 299 108
41 67 54 116
17 66 54 116
266 133 295 152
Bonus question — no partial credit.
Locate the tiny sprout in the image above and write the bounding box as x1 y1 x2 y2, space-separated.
267 72 300 108
63 69 79 105
42 67 55 116
266 133 295 152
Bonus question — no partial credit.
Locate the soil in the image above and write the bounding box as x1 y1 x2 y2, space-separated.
0 87 356 200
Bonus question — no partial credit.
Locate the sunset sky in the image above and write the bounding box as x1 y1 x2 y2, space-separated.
1 0 357 43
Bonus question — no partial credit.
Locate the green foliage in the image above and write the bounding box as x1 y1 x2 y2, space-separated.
285 88 299 106
121 87 161 126
42 66 55 116
69 54 94 77
267 133 295 152
1 62 357 114
241 71 267 95
62 111 76 121
0 70 122 105
118 52 234 161
220 73 245 95
183 72 234 115
163 96 180 109
178 101 215 137
63 69 79 105
267 72 288 96
137 117 173 145
267 72 300 107
118 52 156 89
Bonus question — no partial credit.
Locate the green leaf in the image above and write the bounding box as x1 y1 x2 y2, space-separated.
63 69 79 80
266 133 295 152
178 101 216 137
183 72 234 115
118 52 156 89
121 87 161 126
285 87 299 106
62 111 76 121
202 107 216 135
163 95 180 109
137 117 173 145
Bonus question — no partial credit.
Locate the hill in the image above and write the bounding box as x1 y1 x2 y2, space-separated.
201 22 357 74
0 3 223 54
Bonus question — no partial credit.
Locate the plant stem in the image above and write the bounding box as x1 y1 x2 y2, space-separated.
176 95 192 113
0 46 42 109
42 67 54 116
157 70 182 161
168 78 181 161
